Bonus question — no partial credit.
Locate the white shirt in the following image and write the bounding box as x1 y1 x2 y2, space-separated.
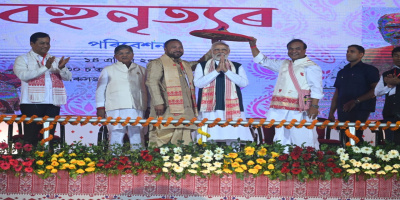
253 52 324 99
193 60 249 88
13 51 72 104
374 66 399 97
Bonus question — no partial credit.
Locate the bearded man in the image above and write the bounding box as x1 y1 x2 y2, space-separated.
194 41 252 144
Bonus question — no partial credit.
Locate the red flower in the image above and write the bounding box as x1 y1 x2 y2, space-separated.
109 161 116 166
304 162 311 167
143 154 153 162
316 151 324 158
306 146 315 152
117 164 125 170
152 167 161 173
134 162 140 166
104 164 112 169
14 165 22 172
326 150 335 155
291 168 302 175
302 153 311 161
9 159 18 167
282 162 290 167
96 163 104 167
125 169 132 173
22 160 33 167
2 155 12 160
14 142 23 150
141 150 149 157
281 167 290 173
332 168 342 173
319 166 326 173
307 170 313 175
290 153 300 160
98 159 105 163
327 162 336 168
327 158 334 162
0 162 10 170
153 148 160 153
278 154 288 161
0 142 8 149
292 162 300 168
24 167 33 173
292 146 303 153
119 156 129 164
137 169 143 173
23 144 33 152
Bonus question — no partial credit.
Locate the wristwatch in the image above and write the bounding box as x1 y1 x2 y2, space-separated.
354 99 360 104
311 104 319 109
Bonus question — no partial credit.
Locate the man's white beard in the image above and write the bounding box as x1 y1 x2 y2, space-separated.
212 53 229 61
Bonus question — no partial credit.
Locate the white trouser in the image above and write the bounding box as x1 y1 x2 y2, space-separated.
108 125 142 149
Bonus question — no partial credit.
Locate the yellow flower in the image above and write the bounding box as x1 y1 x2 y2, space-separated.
377 170 386 175
62 163 70 168
271 152 279 158
50 168 58 173
254 165 262 170
70 159 77 164
58 158 66 163
268 158 276 163
223 168 233 174
87 162 96 167
36 151 44 157
51 161 59 166
84 157 91 162
76 169 85 174
392 170 398 173
263 171 271 175
51 157 58 162
231 162 240 168
46 165 54 170
234 158 243 163
51 154 59 158
248 168 259 174
244 146 255 156
235 167 244 173
69 153 77 157
58 151 64 157
85 167 96 172
77 160 86 166
268 164 275 170
346 169 356 174
69 164 76 169
228 153 238 159
240 164 248 170
36 160 44 165
257 148 267 156
247 160 255 166
37 170 45 174
256 158 266 164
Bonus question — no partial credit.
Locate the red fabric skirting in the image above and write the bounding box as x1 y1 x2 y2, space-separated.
0 172 399 199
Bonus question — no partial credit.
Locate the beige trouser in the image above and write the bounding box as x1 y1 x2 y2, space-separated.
148 127 192 147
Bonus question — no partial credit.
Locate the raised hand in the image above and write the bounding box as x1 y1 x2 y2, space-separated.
45 56 56 69
58 56 70 69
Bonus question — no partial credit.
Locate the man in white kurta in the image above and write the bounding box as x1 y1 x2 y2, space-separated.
249 38 323 149
96 45 148 149
194 42 253 144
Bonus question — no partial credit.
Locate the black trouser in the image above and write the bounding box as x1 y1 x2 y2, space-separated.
338 110 370 144
383 117 400 145
20 104 60 146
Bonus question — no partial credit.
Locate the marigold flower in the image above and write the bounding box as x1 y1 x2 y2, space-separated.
248 168 259 174
240 164 248 170
58 158 66 163
51 157 58 162
87 162 96 167
268 158 276 163
69 164 76 169
231 162 240 168
77 160 86 166
223 168 232 174
58 152 64 157
244 146 255 156
84 158 91 162
263 170 271 175
46 165 54 170
228 153 238 158
36 160 44 165
268 164 275 170
271 152 279 158
51 161 59 166
85 167 95 172
76 169 85 174
257 148 267 156
70 159 77 164
235 167 244 173
69 153 77 157
247 160 255 166
37 170 45 174
254 165 262 170
36 151 44 157
51 154 59 158
256 158 266 164
50 168 58 173
234 158 243 163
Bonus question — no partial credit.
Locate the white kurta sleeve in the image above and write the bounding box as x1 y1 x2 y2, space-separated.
305 65 324 99
96 69 109 108
13 56 48 82
253 52 284 73
374 75 396 96
193 63 220 88
52 57 72 81
225 65 249 88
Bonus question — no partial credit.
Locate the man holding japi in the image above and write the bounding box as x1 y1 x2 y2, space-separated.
249 38 323 149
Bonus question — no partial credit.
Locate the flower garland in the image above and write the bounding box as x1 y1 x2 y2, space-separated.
330 120 339 130
163 117 174 127
91 116 103 125
264 119 275 128
40 134 53 146
318 120 330 130
208 118 221 128
70 116 83 126
17 115 26 124
340 121 350 130
295 119 307 129
39 116 62 134
370 121 381 131
306 119 319 129
220 119 232 127
6 115 17 125
197 128 211 138
344 128 360 146
173 117 185 127
142 117 154 126
285 119 297 129
254 119 265 128
391 121 400 131
232 118 243 127
0 115 5 123
197 118 208 127
120 117 131 126
154 117 163 127
37 116 49 125
382 121 392 130
275 119 286 128
61 116 72 126
243 118 254 127
130 117 142 126
101 116 113 126
80 116 92 126
355 120 361 130
360 120 371 131
185 117 197 127
111 117 122 126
